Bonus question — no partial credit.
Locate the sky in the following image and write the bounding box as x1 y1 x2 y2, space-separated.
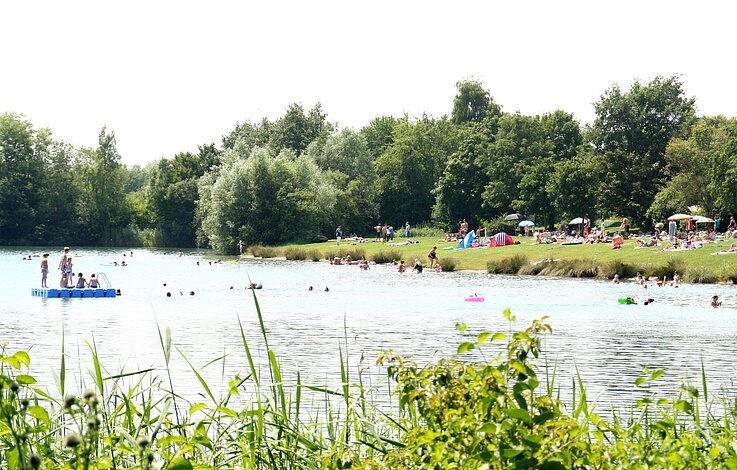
2 1 736 166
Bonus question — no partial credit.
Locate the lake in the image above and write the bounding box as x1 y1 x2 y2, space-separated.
2 247 736 413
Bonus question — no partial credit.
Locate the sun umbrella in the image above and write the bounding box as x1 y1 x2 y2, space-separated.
504 213 524 221
693 216 714 223
667 213 693 221
518 220 535 227
569 217 584 225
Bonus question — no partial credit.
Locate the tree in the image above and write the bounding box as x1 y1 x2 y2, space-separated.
306 128 378 233
451 79 502 125
374 116 459 224
433 121 494 229
589 75 696 222
0 113 48 244
479 114 552 219
360 116 402 160
540 110 582 159
76 127 129 244
268 103 333 156
197 146 337 252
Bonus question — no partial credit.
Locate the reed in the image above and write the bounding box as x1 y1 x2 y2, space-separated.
486 254 528 274
370 250 401 264
439 257 458 272
250 245 279 258
283 247 308 260
1 301 736 468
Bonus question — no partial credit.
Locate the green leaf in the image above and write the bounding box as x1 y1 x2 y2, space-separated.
189 403 208 415
455 322 467 332
457 342 476 354
650 369 664 380
501 447 523 458
166 457 193 470
505 408 532 424
28 405 50 423
478 422 496 434
13 351 30 367
3 356 20 369
7 446 18 470
674 399 693 413
477 331 491 345
492 333 507 342
634 377 647 386
15 374 36 385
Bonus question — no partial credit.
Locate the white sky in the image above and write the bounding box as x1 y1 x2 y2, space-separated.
2 1 736 166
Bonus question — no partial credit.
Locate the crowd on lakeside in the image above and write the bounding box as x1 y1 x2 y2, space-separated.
526 216 737 252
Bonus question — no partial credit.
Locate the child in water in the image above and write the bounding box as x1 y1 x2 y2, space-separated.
712 295 722 307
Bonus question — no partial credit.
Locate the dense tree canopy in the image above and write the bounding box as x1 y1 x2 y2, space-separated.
1 75 734 252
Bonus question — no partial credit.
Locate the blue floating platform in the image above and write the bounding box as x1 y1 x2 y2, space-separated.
32 288 117 298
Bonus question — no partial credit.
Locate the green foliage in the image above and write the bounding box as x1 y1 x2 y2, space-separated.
684 265 718 284
451 79 502 125
197 146 337 252
283 247 308 260
590 75 696 223
487 254 528 274
249 245 279 258
370 250 401 264
599 259 641 280
375 116 459 225
439 257 458 272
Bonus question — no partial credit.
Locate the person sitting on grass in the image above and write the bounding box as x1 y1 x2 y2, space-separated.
612 232 624 249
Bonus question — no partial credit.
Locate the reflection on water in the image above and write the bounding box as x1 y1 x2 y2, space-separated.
2 247 737 412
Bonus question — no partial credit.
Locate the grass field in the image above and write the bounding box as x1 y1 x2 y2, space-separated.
263 234 737 282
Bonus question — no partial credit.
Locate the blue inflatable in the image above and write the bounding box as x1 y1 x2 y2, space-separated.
32 288 117 298
457 230 476 249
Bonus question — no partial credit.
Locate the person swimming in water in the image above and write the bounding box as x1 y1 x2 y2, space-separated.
712 295 722 307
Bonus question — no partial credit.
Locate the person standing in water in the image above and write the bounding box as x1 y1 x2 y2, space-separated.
427 246 438 269
41 254 49 287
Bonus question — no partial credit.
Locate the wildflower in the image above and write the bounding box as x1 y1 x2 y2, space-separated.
63 395 76 409
63 432 82 449
87 416 101 430
29 453 42 469
82 389 96 401
20 398 30 408
9 381 19 393
136 435 151 448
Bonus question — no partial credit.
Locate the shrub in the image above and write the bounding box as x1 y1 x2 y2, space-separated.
439 257 458 272
599 259 640 280
685 266 718 284
519 259 557 275
308 249 322 262
487 254 528 274
250 245 278 258
283 247 308 260
649 257 688 280
371 250 401 264
409 223 445 238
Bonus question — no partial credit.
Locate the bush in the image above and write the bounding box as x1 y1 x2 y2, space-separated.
685 266 718 284
250 245 279 258
648 257 688 280
599 259 641 280
519 259 557 275
308 249 322 262
325 248 366 262
409 223 445 238
284 247 308 260
439 257 458 272
371 250 401 264
487 254 528 274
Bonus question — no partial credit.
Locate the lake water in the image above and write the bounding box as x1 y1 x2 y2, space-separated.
2 247 736 414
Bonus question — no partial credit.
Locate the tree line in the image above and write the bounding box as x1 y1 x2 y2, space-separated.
2 75 736 253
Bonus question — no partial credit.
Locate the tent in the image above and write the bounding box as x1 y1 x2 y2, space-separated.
488 232 514 248
457 230 476 249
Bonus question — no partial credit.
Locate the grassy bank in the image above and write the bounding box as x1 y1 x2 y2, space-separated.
260 236 737 283
2 299 737 468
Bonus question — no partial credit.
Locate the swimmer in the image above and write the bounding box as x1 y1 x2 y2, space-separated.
308 286 313 291
643 298 655 305
627 296 637 304
189 291 195 296
116 289 122 296
712 295 722 307
75 273 87 288
166 292 171 297
612 274 620 284
325 287 330 292
229 285 233 290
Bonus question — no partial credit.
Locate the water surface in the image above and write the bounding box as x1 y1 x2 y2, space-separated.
3 247 736 413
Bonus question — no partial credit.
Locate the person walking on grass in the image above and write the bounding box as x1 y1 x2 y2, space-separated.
336 226 342 246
